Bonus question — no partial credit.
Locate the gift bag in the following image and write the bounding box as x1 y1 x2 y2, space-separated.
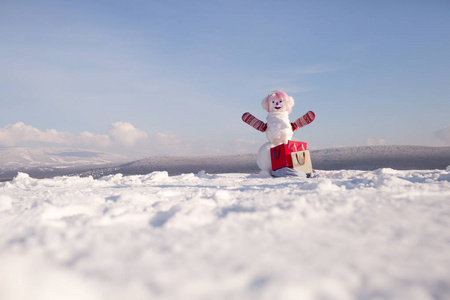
270 141 308 171
291 150 313 174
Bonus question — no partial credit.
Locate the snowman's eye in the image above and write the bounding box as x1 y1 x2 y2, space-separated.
280 101 283 103
272 101 274 103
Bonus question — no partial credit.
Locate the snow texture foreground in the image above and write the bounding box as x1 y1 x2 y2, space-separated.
1 168 450 300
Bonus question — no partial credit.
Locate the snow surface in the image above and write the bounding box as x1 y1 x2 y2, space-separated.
1 168 450 300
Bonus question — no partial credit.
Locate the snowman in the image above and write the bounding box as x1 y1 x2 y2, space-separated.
242 90 315 176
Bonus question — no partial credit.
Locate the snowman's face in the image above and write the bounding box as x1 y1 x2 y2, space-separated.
268 99 287 112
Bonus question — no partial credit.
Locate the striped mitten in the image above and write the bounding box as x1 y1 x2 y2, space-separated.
291 111 315 131
242 112 267 132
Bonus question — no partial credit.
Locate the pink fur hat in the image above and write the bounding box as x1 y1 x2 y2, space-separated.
261 90 295 113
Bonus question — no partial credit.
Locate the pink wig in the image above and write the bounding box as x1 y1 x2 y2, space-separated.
261 90 295 113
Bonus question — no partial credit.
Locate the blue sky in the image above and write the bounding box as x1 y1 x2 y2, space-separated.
1 0 449 156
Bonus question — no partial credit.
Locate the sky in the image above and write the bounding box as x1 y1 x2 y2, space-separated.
1 0 449 157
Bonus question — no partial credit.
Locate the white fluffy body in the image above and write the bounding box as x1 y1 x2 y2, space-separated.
265 111 293 145
256 142 273 175
257 103 294 173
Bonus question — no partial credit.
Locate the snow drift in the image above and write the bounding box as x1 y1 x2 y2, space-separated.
1 168 450 299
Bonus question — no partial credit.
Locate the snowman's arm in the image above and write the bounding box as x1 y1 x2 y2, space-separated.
242 112 267 132
291 111 315 131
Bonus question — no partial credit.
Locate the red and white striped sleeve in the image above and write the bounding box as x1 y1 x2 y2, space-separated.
242 112 267 132
291 111 315 131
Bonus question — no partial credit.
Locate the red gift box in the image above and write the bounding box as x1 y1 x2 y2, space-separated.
270 141 307 171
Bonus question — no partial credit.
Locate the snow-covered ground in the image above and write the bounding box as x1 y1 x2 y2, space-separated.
1 168 450 300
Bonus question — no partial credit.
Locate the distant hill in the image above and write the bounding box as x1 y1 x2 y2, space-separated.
0 145 449 181
0 147 129 170
311 145 450 171
80 154 260 178
0 147 130 181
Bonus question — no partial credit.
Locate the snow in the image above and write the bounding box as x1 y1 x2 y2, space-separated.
0 195 12 212
1 168 450 300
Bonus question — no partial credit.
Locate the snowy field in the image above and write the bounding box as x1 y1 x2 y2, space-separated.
1 168 450 300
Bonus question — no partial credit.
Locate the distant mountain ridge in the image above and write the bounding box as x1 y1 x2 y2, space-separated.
0 145 449 181
311 145 450 171
0 147 129 171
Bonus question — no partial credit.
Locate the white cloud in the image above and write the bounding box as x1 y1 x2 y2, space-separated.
435 125 450 144
0 122 71 147
0 122 212 156
366 138 387 146
0 122 263 156
153 133 185 154
74 131 111 148
0 122 149 149
108 122 148 147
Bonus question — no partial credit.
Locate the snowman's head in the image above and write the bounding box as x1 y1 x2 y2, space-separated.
262 90 295 114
